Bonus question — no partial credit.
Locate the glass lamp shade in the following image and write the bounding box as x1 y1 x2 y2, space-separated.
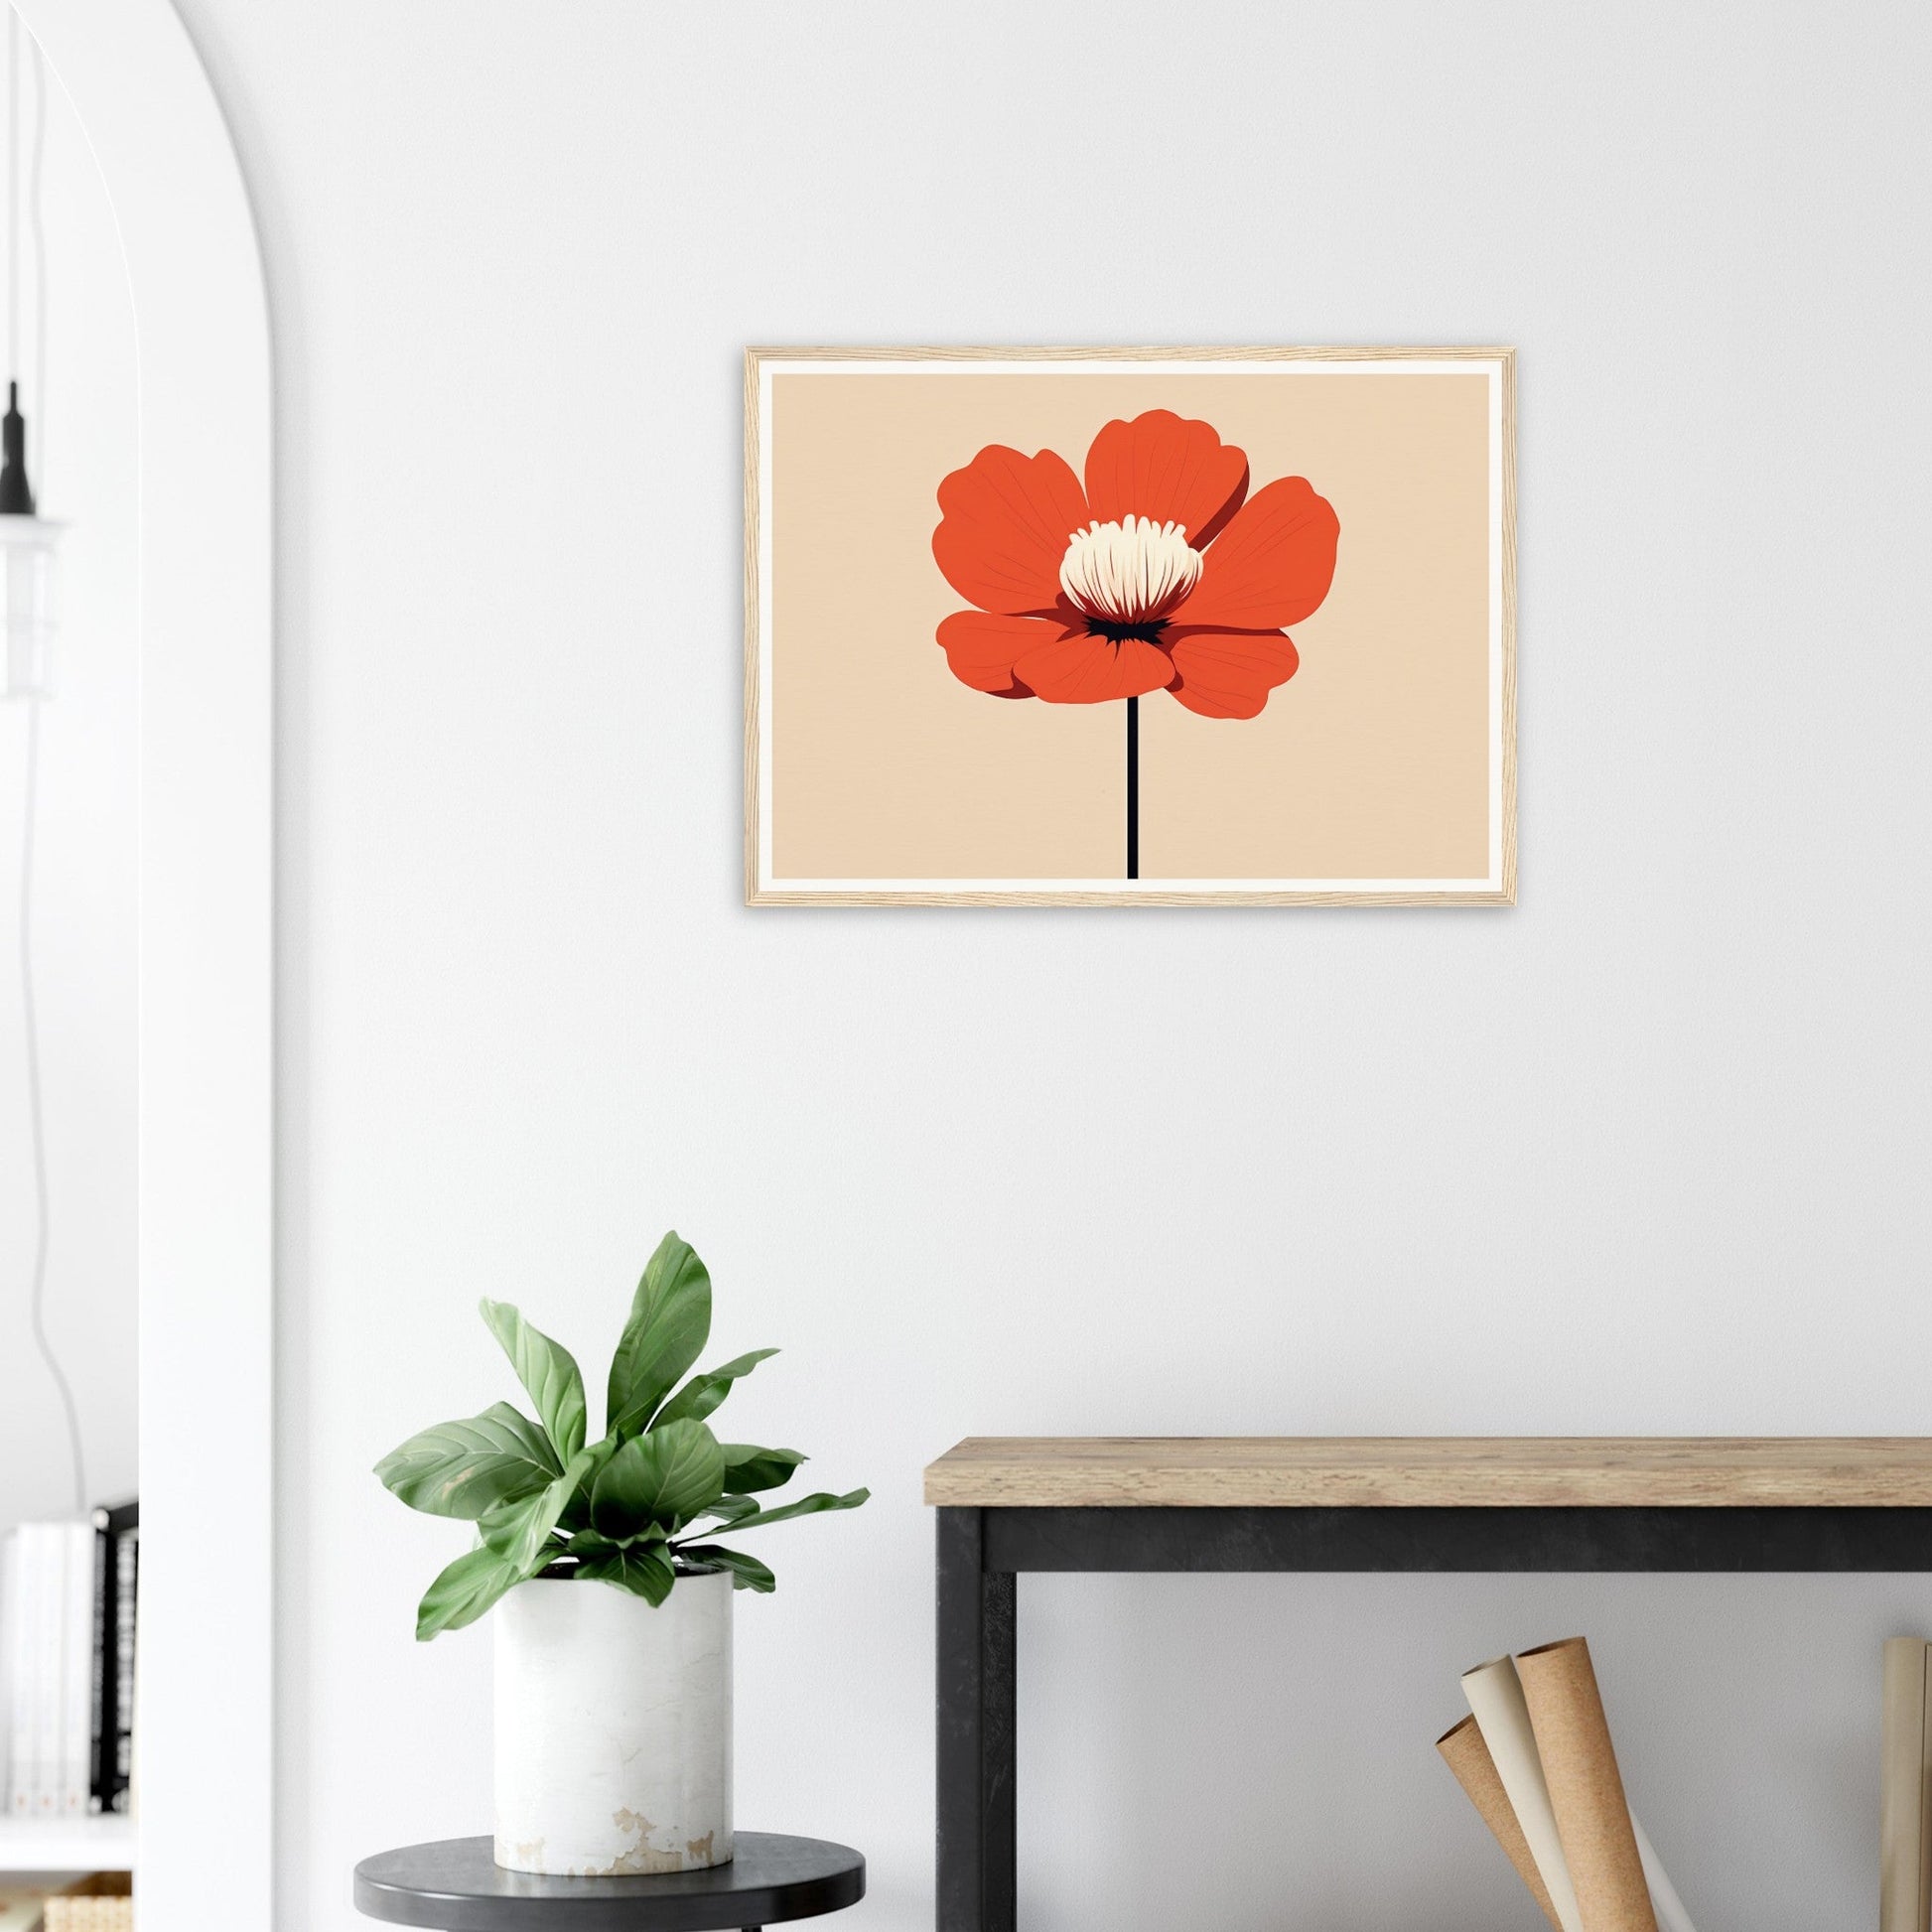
0 512 61 699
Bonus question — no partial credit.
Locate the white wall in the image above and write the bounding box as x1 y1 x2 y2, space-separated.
0 29 138 1526
160 1 1932 1925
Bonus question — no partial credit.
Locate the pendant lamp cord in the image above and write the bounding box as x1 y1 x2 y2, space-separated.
10 7 85 1518
6 14 15 383
21 698 85 1517
27 16 43 477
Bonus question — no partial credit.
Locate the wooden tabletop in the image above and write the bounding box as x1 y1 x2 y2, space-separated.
923 1438 1932 1508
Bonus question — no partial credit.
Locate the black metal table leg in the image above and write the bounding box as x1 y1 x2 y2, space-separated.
936 1507 1016 1932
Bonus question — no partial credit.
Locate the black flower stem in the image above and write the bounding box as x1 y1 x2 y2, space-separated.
1126 696 1139 880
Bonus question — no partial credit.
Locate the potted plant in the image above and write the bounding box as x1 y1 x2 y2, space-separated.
375 1230 868 1878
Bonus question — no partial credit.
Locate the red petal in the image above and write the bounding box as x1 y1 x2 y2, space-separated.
1011 630 1176 705
935 611 1064 698
1169 479 1339 630
1083 409 1249 549
932 446 1089 616
1164 627 1300 720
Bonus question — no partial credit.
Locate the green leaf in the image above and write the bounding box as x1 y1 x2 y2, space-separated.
695 1493 761 1529
577 1541 676 1607
480 1299 588 1460
481 1448 599 1572
591 1419 727 1540
720 1445 806 1494
589 1437 654 1542
654 1348 779 1429
720 1486 870 1534
559 1436 621 1534
567 1522 667 1559
374 1402 563 1520
675 1544 776 1593
415 1543 525 1640
606 1232 712 1438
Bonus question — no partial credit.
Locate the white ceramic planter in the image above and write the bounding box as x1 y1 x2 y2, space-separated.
493 1568 734 1876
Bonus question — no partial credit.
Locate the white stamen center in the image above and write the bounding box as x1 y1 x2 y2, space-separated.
1057 516 1202 625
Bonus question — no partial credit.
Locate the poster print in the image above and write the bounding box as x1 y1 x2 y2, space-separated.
745 346 1515 906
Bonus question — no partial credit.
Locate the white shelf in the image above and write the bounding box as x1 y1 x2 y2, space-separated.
0 1813 135 1871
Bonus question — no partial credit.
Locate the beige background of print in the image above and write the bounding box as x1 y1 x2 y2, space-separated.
768 369 1491 881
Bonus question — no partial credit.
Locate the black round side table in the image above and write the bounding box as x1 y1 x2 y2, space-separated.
353 1834 866 1932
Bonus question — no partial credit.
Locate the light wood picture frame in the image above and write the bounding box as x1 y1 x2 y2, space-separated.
745 345 1516 906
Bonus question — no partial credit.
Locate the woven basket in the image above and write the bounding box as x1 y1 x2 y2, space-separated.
43 1871 132 1931
43 1902 132 1931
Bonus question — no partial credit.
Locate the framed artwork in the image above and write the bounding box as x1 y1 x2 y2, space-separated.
745 345 1515 906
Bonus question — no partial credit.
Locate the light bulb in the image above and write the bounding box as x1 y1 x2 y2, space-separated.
0 513 60 699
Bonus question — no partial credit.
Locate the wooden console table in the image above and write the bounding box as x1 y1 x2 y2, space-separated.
924 1436 1932 1932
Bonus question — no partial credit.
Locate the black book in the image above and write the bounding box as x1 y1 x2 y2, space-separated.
88 1500 137 1815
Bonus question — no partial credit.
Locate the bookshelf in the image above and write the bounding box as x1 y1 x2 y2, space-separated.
0 1813 135 1872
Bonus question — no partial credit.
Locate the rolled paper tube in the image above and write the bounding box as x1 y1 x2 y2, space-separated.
1438 1713 1564 1931
1631 1817 1698 1932
1461 1654 1585 1932
1516 1636 1658 1932
1880 1636 1931 1932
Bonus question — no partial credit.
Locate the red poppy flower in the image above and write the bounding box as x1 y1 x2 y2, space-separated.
931 409 1340 720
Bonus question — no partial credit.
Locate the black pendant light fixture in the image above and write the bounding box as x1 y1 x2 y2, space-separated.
0 6 58 701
